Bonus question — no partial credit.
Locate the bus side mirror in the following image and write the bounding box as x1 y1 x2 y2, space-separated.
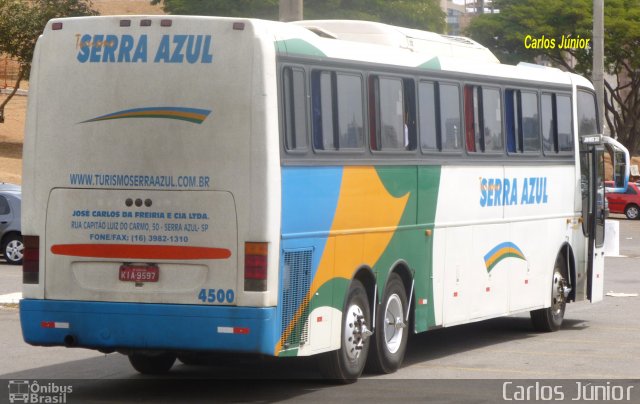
602 136 629 193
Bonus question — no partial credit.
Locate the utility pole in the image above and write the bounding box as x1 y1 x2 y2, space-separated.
593 0 605 134
279 0 303 22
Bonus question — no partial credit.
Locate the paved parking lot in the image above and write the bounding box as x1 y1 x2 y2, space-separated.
0 217 638 402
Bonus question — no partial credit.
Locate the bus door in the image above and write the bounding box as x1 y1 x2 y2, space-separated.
585 143 605 303
581 135 629 303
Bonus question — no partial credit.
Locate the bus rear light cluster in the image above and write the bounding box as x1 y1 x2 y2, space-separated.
244 242 267 291
23 235 40 284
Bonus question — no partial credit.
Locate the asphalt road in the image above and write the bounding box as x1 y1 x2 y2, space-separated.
1 217 639 403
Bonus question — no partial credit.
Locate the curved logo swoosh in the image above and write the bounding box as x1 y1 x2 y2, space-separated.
81 107 211 124
484 242 526 273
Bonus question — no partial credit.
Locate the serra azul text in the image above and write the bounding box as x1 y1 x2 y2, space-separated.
75 34 213 64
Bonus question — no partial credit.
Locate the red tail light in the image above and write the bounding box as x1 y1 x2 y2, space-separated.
244 242 267 291
23 235 40 284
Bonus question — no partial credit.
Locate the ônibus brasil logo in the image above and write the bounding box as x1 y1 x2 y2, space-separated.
8 380 73 403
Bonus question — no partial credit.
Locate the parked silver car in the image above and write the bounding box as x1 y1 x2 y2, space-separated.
0 183 22 265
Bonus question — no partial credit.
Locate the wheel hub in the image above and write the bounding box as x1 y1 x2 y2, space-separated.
383 294 405 354
551 271 567 315
344 304 371 361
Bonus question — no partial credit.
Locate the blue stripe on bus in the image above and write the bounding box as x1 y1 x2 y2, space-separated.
279 167 343 345
20 299 278 355
281 167 342 237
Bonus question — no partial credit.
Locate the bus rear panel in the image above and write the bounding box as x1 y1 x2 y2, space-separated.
20 16 282 355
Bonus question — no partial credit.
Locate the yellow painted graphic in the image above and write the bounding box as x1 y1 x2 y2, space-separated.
275 166 410 354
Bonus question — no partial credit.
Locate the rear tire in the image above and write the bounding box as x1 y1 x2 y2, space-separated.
2 233 23 265
128 352 176 374
317 279 372 383
531 255 568 332
366 273 409 374
625 204 639 220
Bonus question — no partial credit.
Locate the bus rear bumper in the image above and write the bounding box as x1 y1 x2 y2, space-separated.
20 299 278 356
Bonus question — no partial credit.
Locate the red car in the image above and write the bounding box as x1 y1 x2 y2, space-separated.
606 181 640 219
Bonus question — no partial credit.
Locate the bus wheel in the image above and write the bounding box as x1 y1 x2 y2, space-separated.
530 256 568 332
128 352 176 374
318 279 372 382
367 273 408 373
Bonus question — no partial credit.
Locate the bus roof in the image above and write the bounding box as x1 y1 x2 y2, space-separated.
271 19 583 89
291 20 499 63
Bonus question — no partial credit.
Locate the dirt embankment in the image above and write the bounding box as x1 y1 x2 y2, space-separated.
0 94 26 184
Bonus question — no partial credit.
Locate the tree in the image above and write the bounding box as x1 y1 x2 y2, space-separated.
150 0 445 32
0 0 98 123
151 0 279 19
466 0 640 155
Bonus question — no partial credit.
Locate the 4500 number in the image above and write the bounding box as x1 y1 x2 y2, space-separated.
198 288 235 304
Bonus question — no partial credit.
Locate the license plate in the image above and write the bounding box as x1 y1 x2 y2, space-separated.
119 264 159 282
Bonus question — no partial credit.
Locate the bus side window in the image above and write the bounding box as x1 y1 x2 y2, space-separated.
370 75 416 151
482 87 503 152
541 93 555 153
464 85 503 153
282 67 308 152
464 85 480 152
577 90 599 136
542 92 573 154
420 81 460 152
419 81 438 151
521 91 540 153
336 73 365 149
311 70 335 150
311 70 364 151
506 89 540 154
440 83 461 151
505 89 519 153
556 95 573 152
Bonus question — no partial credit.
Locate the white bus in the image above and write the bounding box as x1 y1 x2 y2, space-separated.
21 16 629 381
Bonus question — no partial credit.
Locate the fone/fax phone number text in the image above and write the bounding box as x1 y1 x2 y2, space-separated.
131 235 190 243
